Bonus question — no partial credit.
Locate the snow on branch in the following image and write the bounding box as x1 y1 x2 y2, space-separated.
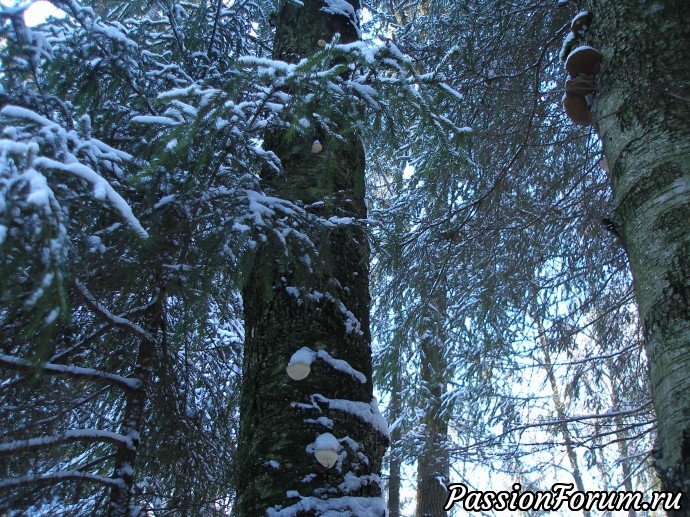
33 156 147 238
1 105 148 238
75 280 156 344
0 469 126 491
130 115 180 126
0 353 141 391
51 0 138 50
0 4 55 64
0 429 135 456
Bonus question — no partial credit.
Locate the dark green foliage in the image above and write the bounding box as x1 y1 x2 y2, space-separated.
0 0 272 513
1 0 470 513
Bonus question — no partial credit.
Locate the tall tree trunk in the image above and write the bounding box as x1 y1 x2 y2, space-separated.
606 360 637 517
584 0 690 504
388 368 402 517
537 326 589 517
416 288 449 517
236 1 388 515
107 295 163 517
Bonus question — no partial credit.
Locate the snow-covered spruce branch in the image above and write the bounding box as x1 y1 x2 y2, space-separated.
0 470 126 491
1 105 148 238
32 156 148 238
0 429 135 457
236 40 468 133
75 280 157 344
47 0 158 114
455 401 654 452
0 353 141 391
495 421 656 451
49 299 159 364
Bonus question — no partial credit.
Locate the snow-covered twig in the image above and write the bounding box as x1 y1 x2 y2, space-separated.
75 280 156 344
0 470 126 490
0 353 141 391
0 429 135 456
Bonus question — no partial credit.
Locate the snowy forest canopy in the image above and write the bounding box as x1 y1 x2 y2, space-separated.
0 0 667 515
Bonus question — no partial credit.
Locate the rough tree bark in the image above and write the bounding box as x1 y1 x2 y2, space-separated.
416 287 449 517
387 369 402 517
236 1 388 515
584 0 690 506
106 291 164 517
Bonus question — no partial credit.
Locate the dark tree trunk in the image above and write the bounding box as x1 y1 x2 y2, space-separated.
584 0 690 507
387 370 402 517
107 297 163 517
537 324 589 517
236 1 388 515
416 288 449 517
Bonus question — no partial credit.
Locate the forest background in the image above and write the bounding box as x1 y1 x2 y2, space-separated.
1 0 686 515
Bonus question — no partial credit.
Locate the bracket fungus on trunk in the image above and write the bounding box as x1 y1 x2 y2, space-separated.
565 76 595 96
286 347 315 381
313 432 341 469
566 46 602 78
570 11 592 35
559 11 601 127
562 45 602 126
562 93 593 126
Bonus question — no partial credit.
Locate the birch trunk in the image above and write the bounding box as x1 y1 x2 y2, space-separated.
107 298 162 517
584 0 690 503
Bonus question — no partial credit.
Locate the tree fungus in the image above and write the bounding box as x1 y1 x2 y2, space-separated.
286 347 315 380
313 433 341 468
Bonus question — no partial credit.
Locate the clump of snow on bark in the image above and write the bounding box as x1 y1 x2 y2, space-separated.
316 350 367 383
267 495 386 516
285 286 300 299
338 472 381 493
301 473 317 483
295 394 389 438
337 301 362 335
369 397 389 437
559 31 576 61
304 416 334 429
